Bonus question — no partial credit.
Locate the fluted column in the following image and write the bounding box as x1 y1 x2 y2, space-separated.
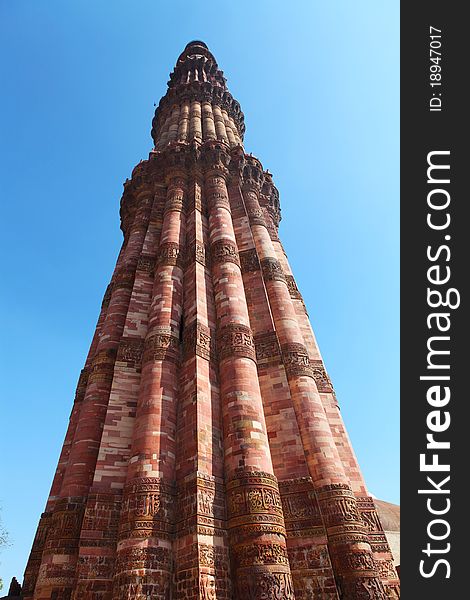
189 100 203 143
157 111 172 149
221 109 236 147
241 176 386 600
226 176 339 600
167 104 181 143
203 143 294 600
228 116 242 147
33 193 153 600
112 163 187 600
73 186 166 599
22 289 110 599
271 206 400 597
177 99 190 142
174 168 231 599
201 101 217 141
60 194 153 498
212 105 229 144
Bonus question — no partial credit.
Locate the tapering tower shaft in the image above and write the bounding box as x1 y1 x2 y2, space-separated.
23 41 400 600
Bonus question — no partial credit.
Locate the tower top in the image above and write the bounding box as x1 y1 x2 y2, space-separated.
169 40 226 90
151 41 244 146
183 40 209 50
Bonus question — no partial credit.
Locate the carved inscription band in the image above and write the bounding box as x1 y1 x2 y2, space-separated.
239 247 260 273
119 477 175 540
88 348 117 385
217 323 256 363
211 238 240 267
158 242 184 267
183 321 213 361
261 257 286 283
143 332 180 364
117 338 144 368
281 343 312 380
137 254 156 274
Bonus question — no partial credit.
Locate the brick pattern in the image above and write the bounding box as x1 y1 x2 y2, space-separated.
229 183 339 599
204 148 294 598
24 41 399 600
238 168 395 598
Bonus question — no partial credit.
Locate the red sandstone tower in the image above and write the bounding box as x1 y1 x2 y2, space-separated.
23 41 399 600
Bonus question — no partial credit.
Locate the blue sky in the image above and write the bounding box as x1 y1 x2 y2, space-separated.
0 0 399 588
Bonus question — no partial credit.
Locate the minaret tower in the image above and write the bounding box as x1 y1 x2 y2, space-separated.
23 41 400 600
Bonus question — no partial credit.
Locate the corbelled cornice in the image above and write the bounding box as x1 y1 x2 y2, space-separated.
119 142 281 236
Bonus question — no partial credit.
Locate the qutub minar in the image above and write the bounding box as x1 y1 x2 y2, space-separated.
23 42 400 599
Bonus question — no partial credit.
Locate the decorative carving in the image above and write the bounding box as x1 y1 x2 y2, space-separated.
164 191 184 213
254 331 281 362
281 343 313 379
115 546 172 572
281 491 320 521
369 538 393 554
187 180 203 212
211 238 240 267
385 583 400 599
45 501 85 552
287 544 331 571
113 267 135 290
316 485 375 560
227 472 293 599
22 512 52 595
242 158 264 192
261 257 286 283
341 551 377 572
119 478 175 540
205 175 226 189
183 321 213 361
217 323 256 362
198 544 228 570
239 248 260 273
185 240 210 267
158 242 183 267
206 189 231 212
322 494 361 528
285 275 302 300
247 207 266 227
356 497 389 542
356 496 377 511
226 471 283 521
200 572 217 600
278 478 324 541
233 543 290 568
137 254 156 274
310 359 334 393
361 509 384 533
143 332 180 364
266 219 280 241
196 241 209 266
113 571 172 600
88 348 117 384
198 488 215 516
199 545 215 568
117 338 144 367
377 559 398 581
236 571 295 600
201 142 231 176
342 576 387 600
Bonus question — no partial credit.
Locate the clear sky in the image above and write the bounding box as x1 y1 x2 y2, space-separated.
0 0 399 588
